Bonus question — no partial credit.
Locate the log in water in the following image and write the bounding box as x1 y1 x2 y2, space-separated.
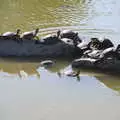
0 39 81 58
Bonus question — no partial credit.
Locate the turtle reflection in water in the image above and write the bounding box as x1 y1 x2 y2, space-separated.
57 69 80 81
1 29 21 42
40 60 55 68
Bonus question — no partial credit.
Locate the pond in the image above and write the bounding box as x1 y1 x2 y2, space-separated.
0 0 120 120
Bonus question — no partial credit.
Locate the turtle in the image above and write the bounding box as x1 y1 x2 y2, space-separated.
2 29 21 40
87 37 102 50
61 35 81 47
40 30 61 45
59 29 82 45
100 38 114 50
59 29 81 42
21 28 39 40
60 38 74 45
42 30 60 40
60 29 77 39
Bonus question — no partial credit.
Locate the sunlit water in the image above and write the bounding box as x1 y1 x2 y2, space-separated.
0 0 120 120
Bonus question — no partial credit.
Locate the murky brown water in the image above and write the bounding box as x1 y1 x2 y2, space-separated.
0 0 120 120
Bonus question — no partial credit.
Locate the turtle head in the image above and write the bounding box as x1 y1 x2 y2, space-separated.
35 28 39 34
16 29 21 35
91 37 100 44
33 28 39 36
76 69 80 76
75 32 78 36
91 37 98 42
57 29 61 38
73 32 79 40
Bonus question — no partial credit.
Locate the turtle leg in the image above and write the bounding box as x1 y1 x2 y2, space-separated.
12 36 21 44
34 36 40 40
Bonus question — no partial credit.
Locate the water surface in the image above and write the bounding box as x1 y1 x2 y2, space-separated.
0 0 120 120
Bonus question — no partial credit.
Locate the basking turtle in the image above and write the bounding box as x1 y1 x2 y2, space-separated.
88 37 102 50
2 29 21 40
60 32 82 47
40 30 61 45
21 28 39 40
60 30 77 38
99 47 115 59
42 30 60 40
60 38 74 45
100 38 114 50
59 29 82 43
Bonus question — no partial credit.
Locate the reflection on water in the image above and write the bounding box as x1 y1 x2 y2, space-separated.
0 58 120 120
0 0 120 120
0 58 120 94
97 75 120 94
